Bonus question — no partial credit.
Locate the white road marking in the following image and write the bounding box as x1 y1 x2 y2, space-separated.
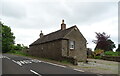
31 59 41 63
11 59 42 66
97 74 103 76
0 55 3 59
12 60 22 66
5 56 10 60
3 55 66 68
12 60 16 62
1 56 10 60
20 61 25 64
16 61 22 66
24 60 32 64
43 61 66 68
30 70 41 76
73 69 84 72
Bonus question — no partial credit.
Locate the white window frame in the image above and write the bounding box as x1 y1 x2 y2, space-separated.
69 40 75 49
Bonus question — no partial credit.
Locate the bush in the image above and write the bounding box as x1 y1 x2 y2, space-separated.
9 50 29 56
94 56 102 59
12 44 28 51
94 49 104 56
87 55 94 58
104 51 120 56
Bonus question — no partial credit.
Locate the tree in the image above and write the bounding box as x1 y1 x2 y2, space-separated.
1 22 15 53
0 21 2 52
13 44 28 50
12 44 23 51
12 44 29 51
116 44 120 52
107 39 116 51
22 44 29 49
93 32 116 52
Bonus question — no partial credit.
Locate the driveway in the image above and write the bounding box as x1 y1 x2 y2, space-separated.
69 58 119 75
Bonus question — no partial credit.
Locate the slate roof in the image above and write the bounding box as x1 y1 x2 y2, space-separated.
30 25 76 46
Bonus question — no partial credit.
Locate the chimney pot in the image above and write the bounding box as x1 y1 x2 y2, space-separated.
40 30 44 38
61 19 66 30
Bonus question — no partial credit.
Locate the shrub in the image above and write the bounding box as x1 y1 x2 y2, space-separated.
87 55 93 58
9 50 29 56
94 56 102 59
104 51 120 56
94 49 104 56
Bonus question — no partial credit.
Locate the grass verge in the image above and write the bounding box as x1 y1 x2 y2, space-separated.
7 50 72 65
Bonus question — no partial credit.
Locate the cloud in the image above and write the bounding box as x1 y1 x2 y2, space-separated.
65 2 117 25
1 0 118 50
79 16 118 50
1 1 117 29
1 0 26 19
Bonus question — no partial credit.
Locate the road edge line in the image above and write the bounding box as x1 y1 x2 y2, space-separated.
42 61 66 68
74 69 84 72
30 70 41 76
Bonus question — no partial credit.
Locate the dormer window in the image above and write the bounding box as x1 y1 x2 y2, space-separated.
69 40 75 49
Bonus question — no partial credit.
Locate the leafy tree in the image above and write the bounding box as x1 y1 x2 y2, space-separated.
1 22 15 53
93 32 116 52
107 39 116 51
22 44 29 49
12 44 23 51
12 44 28 51
0 21 2 53
116 44 120 52
1 21 28 53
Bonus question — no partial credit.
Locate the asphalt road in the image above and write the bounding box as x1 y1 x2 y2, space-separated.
1 54 118 76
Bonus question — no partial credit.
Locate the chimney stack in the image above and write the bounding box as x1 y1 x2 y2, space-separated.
61 19 66 30
40 30 44 38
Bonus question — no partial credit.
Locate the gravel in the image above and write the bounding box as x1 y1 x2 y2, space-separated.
69 59 119 74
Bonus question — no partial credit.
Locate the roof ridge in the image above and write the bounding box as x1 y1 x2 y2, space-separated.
30 25 77 46
43 25 76 37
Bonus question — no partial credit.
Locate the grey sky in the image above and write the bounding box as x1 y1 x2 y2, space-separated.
0 0 119 51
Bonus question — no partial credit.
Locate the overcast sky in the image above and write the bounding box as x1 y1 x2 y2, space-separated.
0 0 119 51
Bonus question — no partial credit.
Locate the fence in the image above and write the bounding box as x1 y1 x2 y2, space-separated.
102 56 120 62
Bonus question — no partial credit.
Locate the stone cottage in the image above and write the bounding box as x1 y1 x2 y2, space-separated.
29 20 87 64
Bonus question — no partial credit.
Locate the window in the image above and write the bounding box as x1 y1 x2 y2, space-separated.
69 41 75 49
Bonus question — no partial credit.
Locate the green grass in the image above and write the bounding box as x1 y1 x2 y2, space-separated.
94 56 102 59
8 50 29 56
104 51 120 56
93 51 120 59
96 67 109 70
82 66 92 68
8 50 72 65
60 60 71 64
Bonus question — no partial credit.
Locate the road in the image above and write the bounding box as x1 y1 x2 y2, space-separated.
1 54 118 76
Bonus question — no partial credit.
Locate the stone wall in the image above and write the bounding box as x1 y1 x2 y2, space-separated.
61 40 68 57
29 26 87 64
21 49 29 54
63 27 87 62
102 56 120 62
29 40 62 60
